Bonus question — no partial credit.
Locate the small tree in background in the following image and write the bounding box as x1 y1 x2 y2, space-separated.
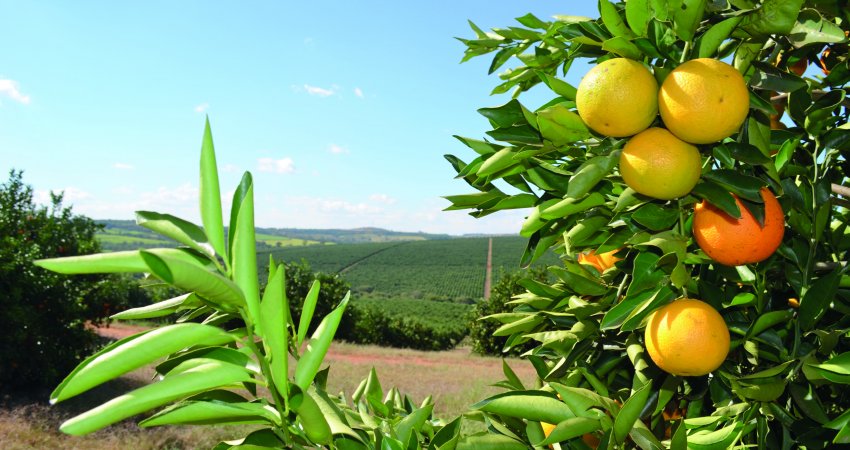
0 170 114 392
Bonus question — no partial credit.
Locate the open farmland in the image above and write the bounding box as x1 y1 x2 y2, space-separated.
264 235 561 301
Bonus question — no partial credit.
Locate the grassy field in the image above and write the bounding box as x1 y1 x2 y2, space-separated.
0 338 536 449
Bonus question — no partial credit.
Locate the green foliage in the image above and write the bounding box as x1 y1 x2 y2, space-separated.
37 121 444 448
468 268 549 356
0 170 134 392
447 1 850 448
340 297 471 351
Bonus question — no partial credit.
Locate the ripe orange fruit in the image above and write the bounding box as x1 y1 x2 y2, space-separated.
658 58 750 144
789 58 808 76
644 298 730 376
578 248 621 273
788 298 800 308
619 127 702 199
576 58 658 137
692 187 784 266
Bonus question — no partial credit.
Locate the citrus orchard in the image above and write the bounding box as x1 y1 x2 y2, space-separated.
658 58 749 144
692 187 784 266
576 58 658 137
644 298 730 376
618 127 702 200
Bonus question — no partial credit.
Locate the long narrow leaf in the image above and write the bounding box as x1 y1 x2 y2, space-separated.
297 280 321 346
110 293 202 320
140 400 281 427
51 323 237 403
60 359 254 435
471 391 575 424
34 248 206 274
199 118 227 259
140 250 245 309
229 172 261 328
260 263 289 397
294 292 350 391
136 211 216 259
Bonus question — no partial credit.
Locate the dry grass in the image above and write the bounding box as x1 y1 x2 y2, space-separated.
1 342 538 449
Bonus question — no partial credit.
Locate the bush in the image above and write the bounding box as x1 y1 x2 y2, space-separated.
468 267 548 356
0 171 118 392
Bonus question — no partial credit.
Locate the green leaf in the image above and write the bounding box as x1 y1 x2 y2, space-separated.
536 104 591 146
479 99 533 128
789 9 848 48
229 172 261 329
260 263 289 398
200 118 227 259
625 0 658 36
621 285 677 332
613 381 652 444
805 89 846 136
723 142 771 165
702 170 765 203
136 211 215 259
294 292 350 391
60 359 253 435
140 400 280 427
140 250 245 310
601 285 663 331
599 0 634 38
111 293 202 320
602 36 643 59
747 310 794 338
673 0 707 42
748 61 808 93
537 417 602 446
456 433 527 450
472 390 575 424
549 266 609 296
568 152 619 198
697 16 743 58
289 387 332 445
478 148 517 177
297 280 321 346
34 248 203 275
800 267 845 330
536 72 578 100
686 422 740 449
516 13 548 30
632 203 679 231
691 181 741 219
486 125 542 145
51 323 236 403
395 404 434 444
541 193 606 220
740 0 805 37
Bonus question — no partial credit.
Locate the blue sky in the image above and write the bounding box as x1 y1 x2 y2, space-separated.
0 1 598 235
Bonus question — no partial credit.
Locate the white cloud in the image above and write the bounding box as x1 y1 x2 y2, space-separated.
370 193 396 205
329 144 349 154
304 84 335 97
258 157 295 174
194 102 209 113
0 79 30 104
354 87 364 98
113 162 134 170
221 163 240 173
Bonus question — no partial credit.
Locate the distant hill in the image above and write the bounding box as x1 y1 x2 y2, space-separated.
96 220 454 251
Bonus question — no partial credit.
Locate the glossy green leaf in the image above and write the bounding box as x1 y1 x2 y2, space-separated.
789 382 830 424
140 250 245 309
740 0 805 37
478 148 517 177
536 72 577 100
789 9 847 48
34 248 202 275
229 172 261 328
294 292 350 391
395 404 434 445
297 280 321 346
136 211 215 258
456 433 526 450
536 104 591 146
140 400 280 427
625 0 653 36
686 422 740 449
199 118 227 259
540 193 605 220
111 293 202 320
673 0 707 42
549 266 609 296
60 358 253 435
478 99 533 128
749 62 808 93
805 89 846 135
613 381 652 444
602 36 643 59
599 0 633 38
568 152 619 199
260 263 289 397
800 267 844 330
691 181 741 219
747 310 793 338
51 323 236 403
697 16 743 58
289 387 332 445
537 417 602 446
702 170 765 203
473 391 575 424
632 203 679 231
621 285 676 332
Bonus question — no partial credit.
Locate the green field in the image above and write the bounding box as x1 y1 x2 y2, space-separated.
264 236 560 301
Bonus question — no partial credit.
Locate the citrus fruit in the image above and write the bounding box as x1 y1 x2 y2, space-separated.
578 248 621 273
576 58 658 137
619 127 702 199
692 187 784 266
644 298 730 376
658 58 750 144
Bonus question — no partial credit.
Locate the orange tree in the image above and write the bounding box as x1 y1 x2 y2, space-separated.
446 0 850 448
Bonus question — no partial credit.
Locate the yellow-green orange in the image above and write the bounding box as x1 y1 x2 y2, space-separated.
644 298 730 376
658 58 749 144
576 58 658 137
618 127 701 199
